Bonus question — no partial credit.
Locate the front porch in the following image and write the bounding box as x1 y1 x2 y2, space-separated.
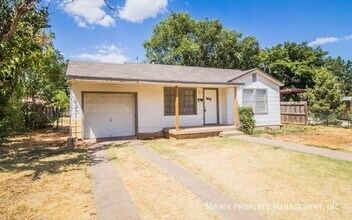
166 85 241 139
163 125 243 139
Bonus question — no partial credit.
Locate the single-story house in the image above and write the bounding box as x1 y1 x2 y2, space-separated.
66 60 284 139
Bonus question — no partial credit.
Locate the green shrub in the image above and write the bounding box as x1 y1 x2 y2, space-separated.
0 97 26 143
238 107 255 134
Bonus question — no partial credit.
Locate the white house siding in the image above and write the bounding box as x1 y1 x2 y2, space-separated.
226 88 235 125
237 73 281 126
219 88 235 125
70 81 235 139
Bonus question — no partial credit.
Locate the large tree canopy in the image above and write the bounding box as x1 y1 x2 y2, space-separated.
0 0 48 117
306 68 345 124
144 12 260 70
1 1 68 140
259 42 328 89
324 56 352 95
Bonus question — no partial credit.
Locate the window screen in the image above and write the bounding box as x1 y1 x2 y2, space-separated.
242 89 268 114
255 89 268 114
243 89 254 108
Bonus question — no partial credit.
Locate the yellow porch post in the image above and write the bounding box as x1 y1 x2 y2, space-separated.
175 86 180 131
234 87 239 128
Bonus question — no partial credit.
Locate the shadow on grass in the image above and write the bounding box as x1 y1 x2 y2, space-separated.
0 127 102 180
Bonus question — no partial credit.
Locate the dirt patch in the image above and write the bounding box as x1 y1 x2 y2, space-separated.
107 143 220 220
258 125 352 152
148 138 352 220
0 128 96 219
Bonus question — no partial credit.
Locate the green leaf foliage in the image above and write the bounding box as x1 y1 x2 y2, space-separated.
144 12 260 70
305 69 345 125
324 56 352 96
0 0 48 119
51 90 69 111
238 107 255 135
0 1 68 140
259 42 327 90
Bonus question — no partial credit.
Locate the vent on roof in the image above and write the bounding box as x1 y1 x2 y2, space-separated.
252 73 257 82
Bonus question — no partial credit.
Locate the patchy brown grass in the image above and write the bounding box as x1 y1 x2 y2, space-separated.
148 137 352 220
107 143 221 220
0 128 96 219
256 125 352 152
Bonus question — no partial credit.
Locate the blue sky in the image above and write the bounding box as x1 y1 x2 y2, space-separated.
49 0 352 63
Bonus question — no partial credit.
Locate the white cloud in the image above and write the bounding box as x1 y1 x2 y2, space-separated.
73 44 129 63
308 34 352 47
308 37 338 46
118 0 168 23
345 35 352 40
60 0 115 28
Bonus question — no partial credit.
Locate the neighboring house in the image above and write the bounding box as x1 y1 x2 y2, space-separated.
341 96 352 120
66 61 284 139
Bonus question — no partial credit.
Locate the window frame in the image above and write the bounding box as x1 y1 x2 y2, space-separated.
242 89 268 115
164 87 197 116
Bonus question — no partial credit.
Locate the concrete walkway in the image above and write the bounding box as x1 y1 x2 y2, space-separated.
90 143 141 220
232 135 352 162
133 142 262 220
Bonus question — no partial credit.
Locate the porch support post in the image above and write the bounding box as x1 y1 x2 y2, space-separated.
175 86 180 131
234 87 239 128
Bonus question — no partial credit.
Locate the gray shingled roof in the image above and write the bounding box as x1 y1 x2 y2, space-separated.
66 60 250 85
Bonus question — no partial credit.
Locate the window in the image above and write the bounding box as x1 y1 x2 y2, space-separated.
165 88 175 115
242 89 268 114
164 88 197 115
243 90 254 107
255 89 268 114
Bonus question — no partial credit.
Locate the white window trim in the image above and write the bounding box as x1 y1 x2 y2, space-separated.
242 89 268 115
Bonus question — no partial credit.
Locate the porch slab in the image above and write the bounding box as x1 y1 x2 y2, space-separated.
163 125 242 139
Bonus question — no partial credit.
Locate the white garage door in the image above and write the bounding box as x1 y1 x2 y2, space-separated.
84 93 136 139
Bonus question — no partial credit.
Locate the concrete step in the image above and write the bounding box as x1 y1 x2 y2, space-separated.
219 130 243 137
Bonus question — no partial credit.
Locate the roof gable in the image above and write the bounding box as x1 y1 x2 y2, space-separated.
227 68 284 87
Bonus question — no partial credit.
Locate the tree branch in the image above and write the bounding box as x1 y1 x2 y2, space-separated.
2 0 37 42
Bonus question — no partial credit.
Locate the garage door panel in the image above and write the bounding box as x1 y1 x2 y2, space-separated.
84 107 97 114
119 102 134 112
84 93 136 139
85 116 110 127
84 94 98 102
110 127 135 137
85 125 111 139
110 117 134 127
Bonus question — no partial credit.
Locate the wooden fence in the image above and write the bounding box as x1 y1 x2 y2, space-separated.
280 101 308 125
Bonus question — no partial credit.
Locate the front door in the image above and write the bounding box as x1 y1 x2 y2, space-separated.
204 89 218 124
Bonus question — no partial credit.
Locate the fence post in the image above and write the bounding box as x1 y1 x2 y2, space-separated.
304 101 308 125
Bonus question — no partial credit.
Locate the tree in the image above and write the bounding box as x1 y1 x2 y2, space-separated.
306 69 345 125
144 12 260 70
24 45 68 104
1 1 69 140
324 56 352 96
260 42 327 89
0 0 48 120
51 90 69 111
23 45 68 129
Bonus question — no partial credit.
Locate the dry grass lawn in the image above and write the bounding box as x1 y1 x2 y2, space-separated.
257 125 352 152
0 128 96 219
107 142 221 220
148 137 352 220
